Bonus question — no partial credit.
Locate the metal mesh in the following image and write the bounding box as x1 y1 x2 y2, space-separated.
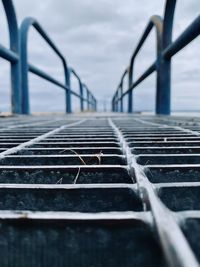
0 114 199 267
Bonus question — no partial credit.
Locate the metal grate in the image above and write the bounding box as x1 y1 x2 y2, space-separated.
0 114 200 266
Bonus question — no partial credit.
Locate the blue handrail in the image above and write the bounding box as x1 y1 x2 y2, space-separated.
82 84 97 111
113 68 129 112
20 17 97 114
20 17 72 114
69 69 84 111
112 0 200 115
0 0 21 113
112 14 163 114
0 0 97 114
69 69 97 112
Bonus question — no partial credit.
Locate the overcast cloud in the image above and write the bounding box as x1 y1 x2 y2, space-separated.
0 0 199 113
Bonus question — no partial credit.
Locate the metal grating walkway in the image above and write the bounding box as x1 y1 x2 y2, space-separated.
0 114 200 266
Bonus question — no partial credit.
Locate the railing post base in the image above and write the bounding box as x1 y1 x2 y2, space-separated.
128 90 133 113
66 90 72 113
156 59 171 115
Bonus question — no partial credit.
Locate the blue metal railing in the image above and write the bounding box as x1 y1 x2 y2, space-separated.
0 0 21 113
20 17 97 114
0 0 97 114
82 83 97 112
112 0 200 115
70 69 96 111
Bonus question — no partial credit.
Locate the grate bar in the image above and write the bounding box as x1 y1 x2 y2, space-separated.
0 115 200 266
0 119 86 158
109 118 199 267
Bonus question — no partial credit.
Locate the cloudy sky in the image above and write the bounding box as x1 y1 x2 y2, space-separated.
0 0 199 113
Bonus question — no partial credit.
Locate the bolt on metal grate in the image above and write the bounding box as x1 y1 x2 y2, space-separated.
0 114 200 266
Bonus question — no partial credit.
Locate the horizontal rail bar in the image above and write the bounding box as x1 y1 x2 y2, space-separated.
130 15 162 70
70 68 81 83
118 68 129 88
0 44 19 63
121 62 156 99
29 64 69 91
29 64 87 101
131 19 155 60
163 15 200 59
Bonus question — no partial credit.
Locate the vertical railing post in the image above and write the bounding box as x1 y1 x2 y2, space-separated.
128 90 133 113
93 96 96 111
89 94 92 111
92 96 95 111
116 93 118 112
128 64 133 113
20 20 30 114
93 97 95 111
86 88 90 111
65 68 72 113
117 89 120 112
115 91 118 112
91 95 93 111
113 95 116 112
114 96 116 112
157 0 176 115
115 92 118 112
120 84 123 112
113 96 116 112
79 82 84 112
152 18 164 115
95 98 97 111
112 97 115 112
3 0 21 114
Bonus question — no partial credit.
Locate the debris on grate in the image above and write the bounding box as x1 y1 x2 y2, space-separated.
0 115 199 266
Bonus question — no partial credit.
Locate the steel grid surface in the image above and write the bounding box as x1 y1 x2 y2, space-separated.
0 114 199 267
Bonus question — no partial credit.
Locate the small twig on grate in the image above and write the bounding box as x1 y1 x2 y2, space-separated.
70 149 87 165
59 149 103 184
59 148 87 165
73 167 81 184
86 150 104 165
95 150 103 165
56 177 63 184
